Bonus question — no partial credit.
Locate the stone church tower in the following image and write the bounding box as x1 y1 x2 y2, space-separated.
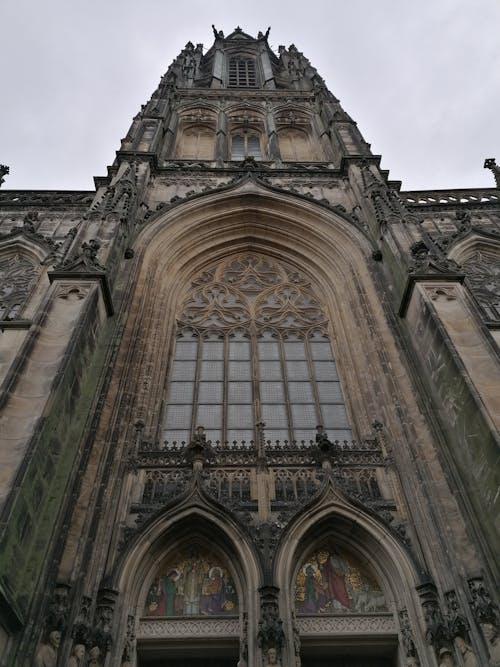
0 26 499 667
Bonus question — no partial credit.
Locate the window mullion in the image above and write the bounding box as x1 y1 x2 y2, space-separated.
191 330 202 441
250 322 259 445
222 331 229 444
279 332 294 445
305 330 323 426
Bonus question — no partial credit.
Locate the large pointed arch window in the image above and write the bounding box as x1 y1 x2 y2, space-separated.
162 254 351 445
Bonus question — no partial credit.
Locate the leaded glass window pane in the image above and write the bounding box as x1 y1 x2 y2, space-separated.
309 342 334 361
262 404 288 428
205 429 223 443
258 361 282 381
175 342 198 359
228 361 251 380
165 405 192 429
329 429 352 442
284 341 306 359
168 382 195 403
294 429 315 444
317 382 343 403
171 361 196 381
313 361 338 381
263 429 289 443
291 404 318 428
200 361 224 381
198 382 223 403
285 360 310 381
258 341 280 360
228 382 252 403
229 340 251 359
227 405 253 428
163 430 190 444
202 341 224 360
321 404 350 429
227 430 254 444
259 382 285 403
196 404 223 429
288 382 314 403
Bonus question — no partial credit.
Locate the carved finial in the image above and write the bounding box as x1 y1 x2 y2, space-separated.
0 164 9 188
484 158 500 187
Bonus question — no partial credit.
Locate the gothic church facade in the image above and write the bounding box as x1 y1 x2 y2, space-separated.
0 26 499 667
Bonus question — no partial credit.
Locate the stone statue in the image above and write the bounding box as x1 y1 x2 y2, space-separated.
68 643 86 667
482 623 500 666
87 645 102 666
263 647 281 667
33 630 61 667
437 647 456 667
454 636 479 667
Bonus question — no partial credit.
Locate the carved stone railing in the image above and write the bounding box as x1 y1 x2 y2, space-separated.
400 188 499 208
0 190 94 206
296 613 396 635
137 616 240 639
136 438 385 469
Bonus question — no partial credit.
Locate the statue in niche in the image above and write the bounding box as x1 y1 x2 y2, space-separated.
295 543 386 614
482 623 500 666
34 630 61 667
87 646 102 666
454 637 479 667
68 644 86 667
437 647 456 666
144 546 238 617
263 647 281 667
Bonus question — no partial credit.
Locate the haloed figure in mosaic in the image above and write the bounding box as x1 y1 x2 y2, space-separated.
295 544 386 614
144 546 238 617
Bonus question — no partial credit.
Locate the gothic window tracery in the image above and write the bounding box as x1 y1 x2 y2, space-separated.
0 251 40 320
162 254 351 446
463 250 500 322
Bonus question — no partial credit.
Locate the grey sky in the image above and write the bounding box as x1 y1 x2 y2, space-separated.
1 0 498 192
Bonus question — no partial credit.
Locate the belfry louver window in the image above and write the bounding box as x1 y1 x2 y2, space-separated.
162 254 352 446
230 133 261 160
228 57 257 87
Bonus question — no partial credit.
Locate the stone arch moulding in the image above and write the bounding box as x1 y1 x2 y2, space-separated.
114 501 261 666
127 179 385 442
277 491 426 665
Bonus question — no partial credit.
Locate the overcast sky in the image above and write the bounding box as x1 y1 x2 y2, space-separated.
1 0 498 192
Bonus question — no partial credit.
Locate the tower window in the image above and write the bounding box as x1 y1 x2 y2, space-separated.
231 133 261 160
228 57 257 87
162 254 352 446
